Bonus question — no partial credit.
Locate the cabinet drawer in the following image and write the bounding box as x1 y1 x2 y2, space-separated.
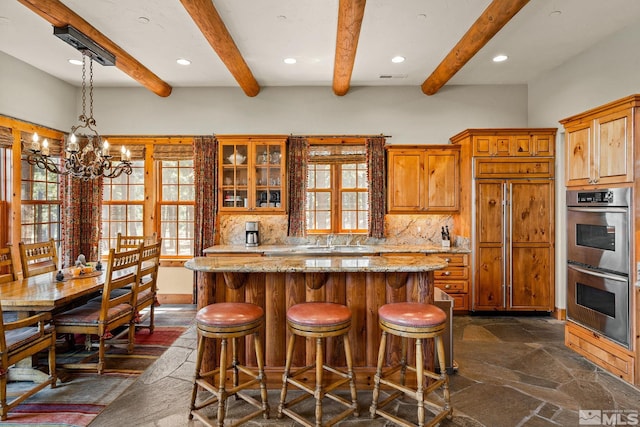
435 280 468 293
434 267 468 280
435 253 468 266
474 158 554 179
447 293 469 311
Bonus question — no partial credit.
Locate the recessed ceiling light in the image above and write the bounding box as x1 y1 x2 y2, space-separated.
391 56 405 64
549 10 562 17
176 58 191 66
284 58 297 64
0 16 10 25
493 54 508 63
137 16 150 24
68 59 83 65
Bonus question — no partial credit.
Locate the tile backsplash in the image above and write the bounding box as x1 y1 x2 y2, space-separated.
218 214 468 248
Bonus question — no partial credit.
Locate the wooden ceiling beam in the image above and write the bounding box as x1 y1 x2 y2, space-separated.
17 0 172 97
421 0 530 96
333 0 367 96
180 0 260 97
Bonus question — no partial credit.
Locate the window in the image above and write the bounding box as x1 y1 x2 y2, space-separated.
101 160 144 255
306 143 368 234
158 159 195 256
20 157 61 244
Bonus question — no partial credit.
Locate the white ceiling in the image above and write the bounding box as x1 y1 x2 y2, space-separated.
1 0 640 93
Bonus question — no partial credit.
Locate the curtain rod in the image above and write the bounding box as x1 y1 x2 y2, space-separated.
289 134 391 138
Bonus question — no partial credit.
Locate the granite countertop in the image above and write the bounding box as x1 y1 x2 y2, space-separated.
203 244 471 256
185 254 448 273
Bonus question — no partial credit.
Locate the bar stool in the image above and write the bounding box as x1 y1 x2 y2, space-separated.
189 302 269 427
277 302 358 427
369 302 452 427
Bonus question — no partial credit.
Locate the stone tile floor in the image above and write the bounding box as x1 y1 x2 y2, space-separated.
91 308 640 426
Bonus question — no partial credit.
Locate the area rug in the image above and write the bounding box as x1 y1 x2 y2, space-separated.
4 326 186 427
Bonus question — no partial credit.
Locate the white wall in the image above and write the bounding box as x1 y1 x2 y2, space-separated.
91 84 528 143
0 51 76 131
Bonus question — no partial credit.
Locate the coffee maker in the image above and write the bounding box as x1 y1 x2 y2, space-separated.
245 221 259 247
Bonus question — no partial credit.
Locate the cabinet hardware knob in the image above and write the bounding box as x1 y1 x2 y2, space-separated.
445 284 451 289
444 271 451 276
444 258 451 262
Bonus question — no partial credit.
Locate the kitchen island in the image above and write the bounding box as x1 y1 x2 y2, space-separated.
185 254 447 387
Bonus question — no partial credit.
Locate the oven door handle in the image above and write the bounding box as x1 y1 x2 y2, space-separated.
567 207 628 214
568 264 627 282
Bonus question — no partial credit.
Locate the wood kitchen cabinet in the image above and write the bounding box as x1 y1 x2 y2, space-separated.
560 95 638 187
387 145 460 213
218 135 287 213
463 129 555 157
450 128 556 313
433 253 469 312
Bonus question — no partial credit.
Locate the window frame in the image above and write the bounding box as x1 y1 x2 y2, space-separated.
306 160 368 235
19 157 61 246
156 158 195 259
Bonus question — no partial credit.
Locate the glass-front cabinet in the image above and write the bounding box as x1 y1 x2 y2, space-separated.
218 136 287 213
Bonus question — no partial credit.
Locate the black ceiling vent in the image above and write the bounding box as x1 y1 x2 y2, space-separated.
53 25 116 66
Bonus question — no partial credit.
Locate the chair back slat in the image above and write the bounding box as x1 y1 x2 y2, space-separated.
0 246 16 284
100 245 142 316
116 232 157 252
18 238 58 278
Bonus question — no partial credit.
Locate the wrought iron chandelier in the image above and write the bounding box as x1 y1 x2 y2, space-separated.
26 53 132 180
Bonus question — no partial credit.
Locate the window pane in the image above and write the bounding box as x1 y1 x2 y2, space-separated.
163 184 178 201
317 193 331 210
316 211 331 230
111 205 126 221
358 211 369 229
180 186 195 201
129 205 143 220
342 192 357 209
342 211 357 229
342 164 357 188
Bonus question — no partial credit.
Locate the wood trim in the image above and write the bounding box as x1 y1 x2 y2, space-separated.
421 0 530 95
156 293 193 304
17 0 172 97
333 0 366 96
179 0 260 97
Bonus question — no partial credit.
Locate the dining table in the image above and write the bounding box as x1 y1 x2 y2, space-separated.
0 267 106 382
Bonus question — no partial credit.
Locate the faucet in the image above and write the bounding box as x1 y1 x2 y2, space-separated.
326 234 335 248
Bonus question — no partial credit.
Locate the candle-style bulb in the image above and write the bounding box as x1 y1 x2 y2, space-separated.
102 140 109 156
126 149 131 161
42 139 50 156
31 133 40 151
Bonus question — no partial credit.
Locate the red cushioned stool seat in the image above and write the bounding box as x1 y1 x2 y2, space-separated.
277 302 358 426
189 303 269 427
370 302 452 427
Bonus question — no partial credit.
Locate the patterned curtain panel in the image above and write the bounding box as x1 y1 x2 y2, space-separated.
60 175 103 267
366 136 386 238
287 136 308 237
193 135 218 296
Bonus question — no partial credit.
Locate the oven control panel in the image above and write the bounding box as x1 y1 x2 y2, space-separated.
567 187 630 207
577 191 613 203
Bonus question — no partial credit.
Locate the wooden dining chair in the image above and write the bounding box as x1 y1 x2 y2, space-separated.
0 246 16 284
54 245 141 374
115 232 157 252
133 238 162 333
18 238 58 278
0 302 57 421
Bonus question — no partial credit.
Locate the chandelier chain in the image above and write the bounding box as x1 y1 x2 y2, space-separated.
81 54 87 118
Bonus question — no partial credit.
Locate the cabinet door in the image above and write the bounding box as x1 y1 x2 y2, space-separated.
565 123 592 187
387 150 424 212
424 148 459 211
508 180 553 310
473 136 511 156
254 142 285 211
532 134 554 157
512 135 533 156
594 109 633 185
474 180 505 310
220 142 250 210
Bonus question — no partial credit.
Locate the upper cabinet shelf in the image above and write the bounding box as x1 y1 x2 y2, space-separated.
218 136 287 213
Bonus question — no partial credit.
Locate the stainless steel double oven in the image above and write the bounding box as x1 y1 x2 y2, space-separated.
566 188 631 348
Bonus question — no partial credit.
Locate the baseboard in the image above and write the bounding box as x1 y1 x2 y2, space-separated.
553 308 566 320
157 294 193 304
